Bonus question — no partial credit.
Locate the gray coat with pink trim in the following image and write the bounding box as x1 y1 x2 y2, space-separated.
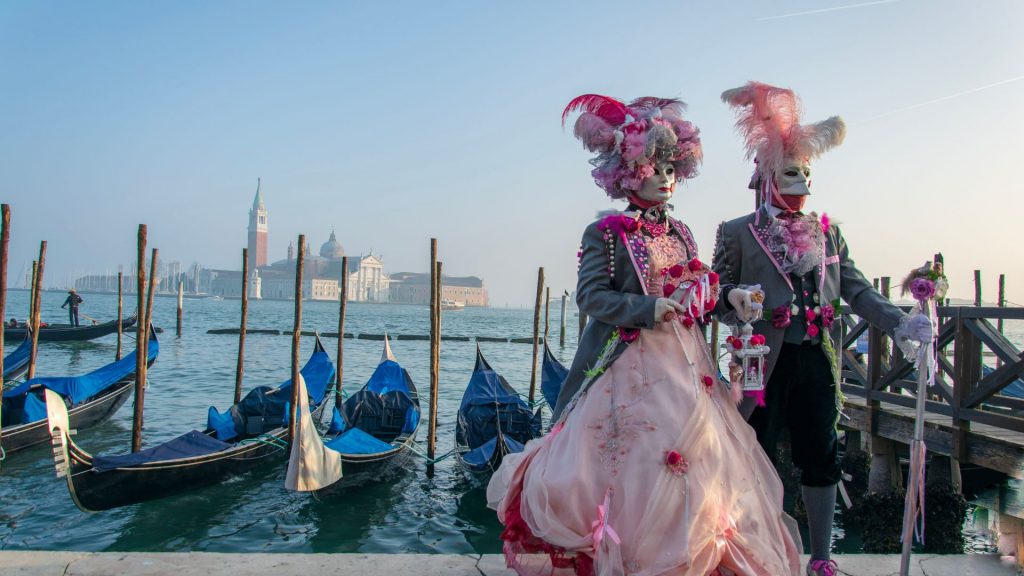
551 214 698 422
711 207 904 386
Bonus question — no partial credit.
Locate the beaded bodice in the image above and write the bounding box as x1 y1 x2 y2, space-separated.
645 234 690 295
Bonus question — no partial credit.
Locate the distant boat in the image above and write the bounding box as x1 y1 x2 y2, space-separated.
47 336 333 512
285 337 421 491
441 299 465 311
4 314 138 342
455 346 541 474
2 328 158 457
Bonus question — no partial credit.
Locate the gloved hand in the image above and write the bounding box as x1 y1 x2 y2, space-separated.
895 312 936 356
727 284 764 324
655 297 687 323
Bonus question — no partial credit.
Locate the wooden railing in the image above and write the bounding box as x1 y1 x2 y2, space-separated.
838 305 1024 478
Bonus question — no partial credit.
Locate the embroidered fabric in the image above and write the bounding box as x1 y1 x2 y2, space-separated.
754 212 825 277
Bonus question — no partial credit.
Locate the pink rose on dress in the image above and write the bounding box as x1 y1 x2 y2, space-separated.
806 324 820 338
750 334 766 346
702 375 714 388
805 308 817 322
688 258 703 272
668 264 685 279
663 283 677 298
682 317 694 328
707 271 720 285
820 305 836 328
665 450 689 476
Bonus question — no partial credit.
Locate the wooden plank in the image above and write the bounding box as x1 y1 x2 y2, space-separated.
965 353 1024 408
967 317 1022 365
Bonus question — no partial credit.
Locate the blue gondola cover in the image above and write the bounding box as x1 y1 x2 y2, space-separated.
93 430 232 473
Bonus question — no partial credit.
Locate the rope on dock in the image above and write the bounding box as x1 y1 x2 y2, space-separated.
238 434 288 449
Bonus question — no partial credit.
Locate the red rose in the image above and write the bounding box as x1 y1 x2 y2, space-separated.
663 283 677 298
805 308 817 322
688 258 702 272
806 324 820 338
771 305 792 329
750 334 766 346
707 271 719 284
682 317 695 328
668 264 685 279
731 339 743 350
702 375 714 388
666 450 682 465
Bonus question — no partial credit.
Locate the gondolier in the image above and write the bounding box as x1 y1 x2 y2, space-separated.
61 289 83 326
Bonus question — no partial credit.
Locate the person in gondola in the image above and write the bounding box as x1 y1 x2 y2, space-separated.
61 289 83 327
487 94 802 576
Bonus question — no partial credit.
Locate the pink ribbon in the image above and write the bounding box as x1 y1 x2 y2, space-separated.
591 490 621 550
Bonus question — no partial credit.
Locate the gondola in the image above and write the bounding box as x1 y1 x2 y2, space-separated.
4 314 138 342
3 336 33 383
540 343 568 410
285 338 420 491
47 336 334 512
455 346 541 474
2 329 158 457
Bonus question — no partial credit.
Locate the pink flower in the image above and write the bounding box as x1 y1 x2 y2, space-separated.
820 305 835 328
619 327 639 342
668 264 685 279
731 338 743 350
624 218 640 233
663 283 677 298
666 450 682 465
750 334 766 346
771 305 792 329
806 324 820 338
805 308 817 322
910 278 936 302
665 450 689 476
682 317 694 328
688 258 703 272
707 271 719 285
820 213 830 234
702 375 714 388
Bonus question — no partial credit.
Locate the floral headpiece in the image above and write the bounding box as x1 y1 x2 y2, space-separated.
721 82 846 202
563 94 702 199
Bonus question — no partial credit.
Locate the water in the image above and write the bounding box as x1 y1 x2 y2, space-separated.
0 290 1012 554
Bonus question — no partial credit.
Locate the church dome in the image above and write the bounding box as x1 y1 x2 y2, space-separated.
319 230 345 260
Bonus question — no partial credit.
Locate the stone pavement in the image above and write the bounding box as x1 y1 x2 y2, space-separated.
0 552 1017 575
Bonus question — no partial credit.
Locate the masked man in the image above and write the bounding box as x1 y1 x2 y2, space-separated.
712 82 932 576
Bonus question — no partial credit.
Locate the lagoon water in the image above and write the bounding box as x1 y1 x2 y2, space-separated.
0 289 1006 554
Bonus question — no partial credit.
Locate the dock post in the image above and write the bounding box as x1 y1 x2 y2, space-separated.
559 292 567 347
288 235 305 444
0 205 9 469
234 248 248 405
427 239 438 463
116 270 123 360
529 267 544 405
131 226 147 453
997 274 1005 368
176 280 183 336
27 242 46 380
336 256 348 411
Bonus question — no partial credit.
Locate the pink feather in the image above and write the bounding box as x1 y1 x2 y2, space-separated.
573 113 616 152
562 94 630 128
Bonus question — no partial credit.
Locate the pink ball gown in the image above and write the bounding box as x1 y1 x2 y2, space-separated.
487 232 802 576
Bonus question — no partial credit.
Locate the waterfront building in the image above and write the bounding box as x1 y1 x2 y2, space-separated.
389 272 488 307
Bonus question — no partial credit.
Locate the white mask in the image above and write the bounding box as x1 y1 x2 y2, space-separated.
776 157 812 196
636 162 676 204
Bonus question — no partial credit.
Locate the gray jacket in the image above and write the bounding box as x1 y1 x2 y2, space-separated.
551 214 697 421
711 208 904 384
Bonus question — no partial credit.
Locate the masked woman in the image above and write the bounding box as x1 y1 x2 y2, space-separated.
487 95 802 576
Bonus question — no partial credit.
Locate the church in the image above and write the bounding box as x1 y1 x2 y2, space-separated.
204 181 390 301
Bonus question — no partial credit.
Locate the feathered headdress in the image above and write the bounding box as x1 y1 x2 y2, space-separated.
721 81 845 194
563 94 702 199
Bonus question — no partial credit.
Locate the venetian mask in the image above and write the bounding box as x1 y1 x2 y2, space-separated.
776 157 812 196
636 162 676 204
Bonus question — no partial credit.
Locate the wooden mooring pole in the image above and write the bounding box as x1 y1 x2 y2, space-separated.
997 274 1006 369
131 225 147 453
289 235 305 444
559 291 567 347
234 248 248 405
176 280 183 337
867 276 902 493
0 205 9 469
28 262 35 327
27 242 46 380
116 271 123 360
427 239 439 462
974 270 982 306
336 256 348 410
544 286 550 343
529 267 544 405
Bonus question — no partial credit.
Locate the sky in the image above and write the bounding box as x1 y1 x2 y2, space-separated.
1 0 1022 307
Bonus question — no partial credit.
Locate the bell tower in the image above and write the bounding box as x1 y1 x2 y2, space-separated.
247 178 268 270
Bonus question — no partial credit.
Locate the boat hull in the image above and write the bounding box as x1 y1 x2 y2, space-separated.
4 315 137 342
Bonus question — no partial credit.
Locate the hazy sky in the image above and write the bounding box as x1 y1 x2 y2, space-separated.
2 0 1021 307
